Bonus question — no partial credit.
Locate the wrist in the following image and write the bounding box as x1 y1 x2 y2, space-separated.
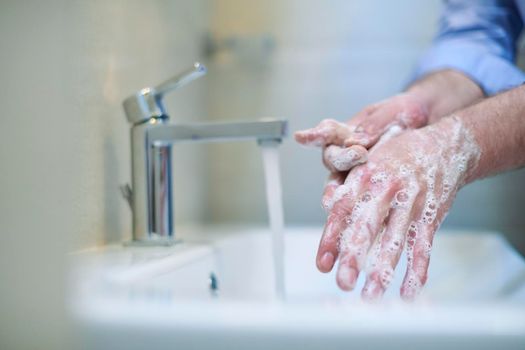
441 85 525 183
402 88 433 124
425 115 482 186
406 70 484 123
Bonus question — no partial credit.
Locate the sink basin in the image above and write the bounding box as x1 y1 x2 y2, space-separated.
70 227 525 349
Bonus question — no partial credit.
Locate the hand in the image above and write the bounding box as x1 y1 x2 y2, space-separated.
316 116 480 301
294 93 430 209
294 93 429 150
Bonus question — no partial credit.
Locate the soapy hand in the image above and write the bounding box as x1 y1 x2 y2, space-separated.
294 93 429 209
316 116 480 300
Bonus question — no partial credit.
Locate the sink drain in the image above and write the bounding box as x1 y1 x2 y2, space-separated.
209 272 219 296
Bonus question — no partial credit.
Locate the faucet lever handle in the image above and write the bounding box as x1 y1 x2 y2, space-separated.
123 62 207 124
154 62 207 97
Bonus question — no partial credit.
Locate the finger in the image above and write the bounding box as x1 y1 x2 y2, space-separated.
336 249 360 291
322 169 369 212
400 221 434 301
360 94 428 133
344 97 428 149
321 172 347 211
361 187 419 301
394 94 429 129
294 119 353 147
400 189 445 301
336 175 401 291
338 106 378 148
316 191 355 273
348 104 378 127
347 110 400 148
323 144 368 172
344 115 406 149
316 170 370 273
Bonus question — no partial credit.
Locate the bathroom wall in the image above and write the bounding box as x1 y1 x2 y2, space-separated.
2 1 525 347
63 0 212 248
2 0 211 247
205 0 441 222
0 1 211 348
205 0 525 252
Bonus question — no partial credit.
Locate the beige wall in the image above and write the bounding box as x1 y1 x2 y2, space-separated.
63 0 211 248
205 0 525 252
206 0 441 224
0 1 210 348
2 1 525 348
1 0 211 249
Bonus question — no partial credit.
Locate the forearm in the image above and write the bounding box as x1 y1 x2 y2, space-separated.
452 84 525 182
407 69 484 124
408 0 524 115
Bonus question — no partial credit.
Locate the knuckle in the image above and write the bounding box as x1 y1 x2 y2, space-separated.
331 197 353 217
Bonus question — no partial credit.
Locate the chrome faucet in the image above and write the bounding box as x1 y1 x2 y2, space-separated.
121 62 287 245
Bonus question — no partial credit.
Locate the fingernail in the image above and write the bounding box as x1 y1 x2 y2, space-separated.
337 266 358 291
354 126 364 133
321 184 338 210
321 198 332 211
362 279 384 302
320 252 335 270
401 287 417 302
321 195 337 211
400 281 422 302
293 130 308 141
400 271 423 302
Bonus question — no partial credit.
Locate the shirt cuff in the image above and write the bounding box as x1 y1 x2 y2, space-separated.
410 41 525 96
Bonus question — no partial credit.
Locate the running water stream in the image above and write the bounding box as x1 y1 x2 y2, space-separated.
260 142 285 300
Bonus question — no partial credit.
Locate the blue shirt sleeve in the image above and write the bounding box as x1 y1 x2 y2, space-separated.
411 0 525 96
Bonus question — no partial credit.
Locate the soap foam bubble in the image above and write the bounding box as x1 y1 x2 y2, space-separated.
326 146 367 171
334 115 481 298
373 125 404 149
392 190 410 208
370 171 388 184
329 184 351 208
380 266 395 288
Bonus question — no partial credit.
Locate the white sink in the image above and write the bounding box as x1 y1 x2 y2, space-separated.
70 227 525 349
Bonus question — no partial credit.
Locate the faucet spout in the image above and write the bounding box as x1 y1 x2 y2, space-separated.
122 63 288 245
148 119 288 146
